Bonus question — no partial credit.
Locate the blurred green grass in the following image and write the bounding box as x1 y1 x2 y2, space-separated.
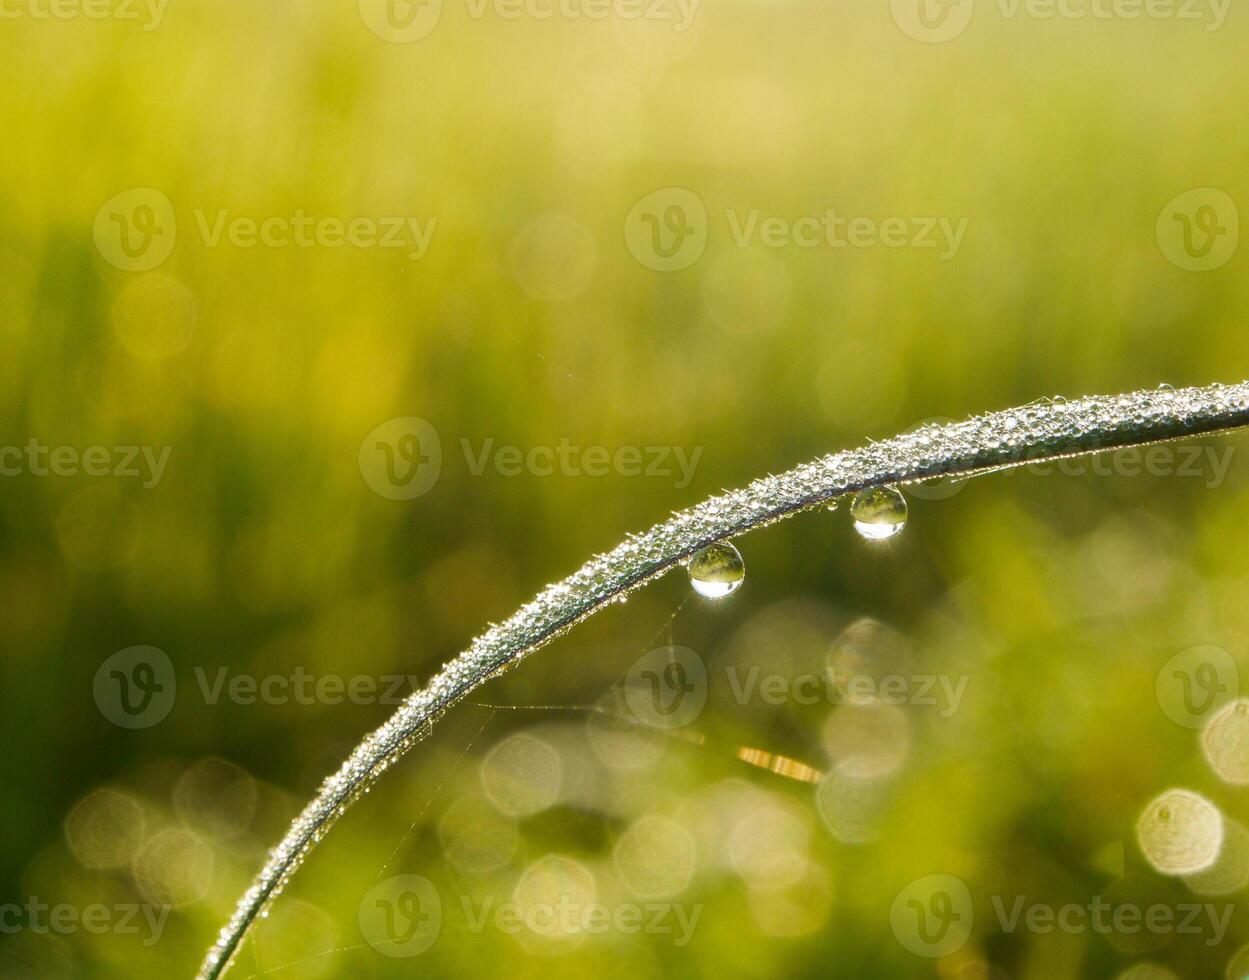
3 1 1249 976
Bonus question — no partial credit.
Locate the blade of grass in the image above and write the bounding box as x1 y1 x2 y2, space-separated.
200 380 1249 979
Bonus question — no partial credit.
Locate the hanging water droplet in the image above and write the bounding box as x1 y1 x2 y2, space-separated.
850 487 908 541
688 542 745 599
826 498 840 513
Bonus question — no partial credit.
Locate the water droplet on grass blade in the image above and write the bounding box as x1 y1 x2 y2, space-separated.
688 542 745 599
850 487 908 541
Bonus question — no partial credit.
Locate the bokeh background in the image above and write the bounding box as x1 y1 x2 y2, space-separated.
3 0 1249 976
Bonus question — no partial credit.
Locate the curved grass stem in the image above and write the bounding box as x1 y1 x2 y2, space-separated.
200 381 1249 979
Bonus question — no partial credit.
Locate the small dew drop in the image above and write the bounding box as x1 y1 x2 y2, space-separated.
688 542 745 599
850 488 908 542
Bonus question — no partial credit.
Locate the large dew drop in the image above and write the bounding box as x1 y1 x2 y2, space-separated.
1135 788 1223 875
688 542 745 599
850 487 908 541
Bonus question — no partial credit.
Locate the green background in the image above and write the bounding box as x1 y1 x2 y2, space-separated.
3 1 1249 976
